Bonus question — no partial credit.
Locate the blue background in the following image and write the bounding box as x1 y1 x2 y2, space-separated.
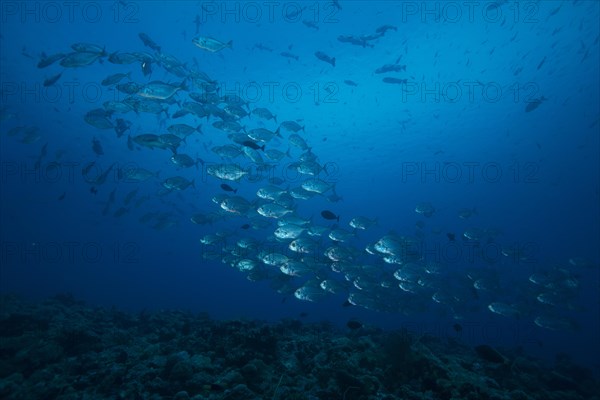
1 1 599 369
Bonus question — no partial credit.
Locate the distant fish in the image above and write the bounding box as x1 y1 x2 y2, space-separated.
303 20 319 30
193 15 201 35
280 51 299 61
101 72 131 86
242 140 265 151
92 137 104 156
43 72 62 87
382 77 407 85
60 51 103 67
141 60 153 76
138 32 161 52
37 52 66 69
192 36 232 52
58 191 66 201
537 56 546 70
375 64 406 74
347 320 363 330
71 42 106 54
220 183 238 193
138 80 185 100
344 80 358 87
315 51 335 67
375 25 398 34
321 210 339 221
254 43 273 52
525 96 547 113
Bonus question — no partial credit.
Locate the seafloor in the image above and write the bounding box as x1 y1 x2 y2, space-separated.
0 294 597 400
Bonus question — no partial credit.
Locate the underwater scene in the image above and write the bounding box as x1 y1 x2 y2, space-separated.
1 1 599 399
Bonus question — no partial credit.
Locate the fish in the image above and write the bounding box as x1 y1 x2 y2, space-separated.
242 141 265 151
525 96 547 112
303 20 319 30
139 32 161 52
123 188 138 206
92 137 104 156
315 51 335 67
349 216 376 230
337 35 373 48
114 118 132 138
375 25 398 34
71 42 106 54
251 108 277 123
254 43 273 52
302 178 334 194
279 121 305 133
108 52 140 64
537 56 546 70
321 210 339 221
192 36 232 52
347 320 363 330
280 52 299 61
257 203 294 218
101 72 131 86
141 60 153 76
43 72 62 87
118 167 159 182
138 81 186 100
60 51 103 67
220 183 237 194
167 124 202 138
37 52 66 68
382 77 407 85
162 176 195 191
375 64 406 74
171 154 202 169
84 109 113 129
344 80 358 87
207 164 248 181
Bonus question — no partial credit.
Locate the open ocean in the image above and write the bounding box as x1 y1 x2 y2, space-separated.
1 1 599 399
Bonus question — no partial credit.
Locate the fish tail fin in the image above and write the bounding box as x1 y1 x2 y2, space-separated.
273 115 277 123
228 40 233 50
196 124 203 133
233 188 238 194
260 144 265 151
275 126 280 136
301 126 305 132
332 58 336 67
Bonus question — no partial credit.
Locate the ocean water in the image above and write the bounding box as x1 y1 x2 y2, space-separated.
1 0 599 377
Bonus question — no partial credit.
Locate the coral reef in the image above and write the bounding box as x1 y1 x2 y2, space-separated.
0 294 598 400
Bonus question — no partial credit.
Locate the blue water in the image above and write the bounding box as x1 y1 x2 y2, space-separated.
1 1 599 369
